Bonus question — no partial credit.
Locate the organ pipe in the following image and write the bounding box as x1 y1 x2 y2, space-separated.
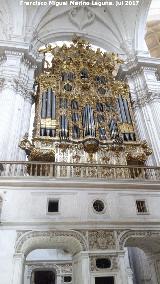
51 91 56 120
41 92 47 136
118 95 127 123
46 88 52 118
123 98 132 124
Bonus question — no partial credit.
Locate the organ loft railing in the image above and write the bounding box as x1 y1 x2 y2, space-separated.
19 36 152 177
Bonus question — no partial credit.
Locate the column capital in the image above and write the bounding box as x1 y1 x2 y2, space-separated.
117 56 160 108
132 92 160 108
118 56 160 78
0 47 38 101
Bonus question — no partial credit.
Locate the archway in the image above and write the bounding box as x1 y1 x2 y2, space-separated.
12 230 89 284
24 248 72 284
119 230 160 284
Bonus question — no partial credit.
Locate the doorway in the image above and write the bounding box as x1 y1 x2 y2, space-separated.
95 276 114 284
34 270 55 284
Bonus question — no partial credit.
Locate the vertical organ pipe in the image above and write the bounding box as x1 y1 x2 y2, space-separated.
83 105 95 137
46 88 52 136
41 91 47 136
46 88 52 118
118 96 127 123
117 101 123 123
51 91 56 120
123 98 132 123
41 92 47 119
51 90 56 137
118 96 129 141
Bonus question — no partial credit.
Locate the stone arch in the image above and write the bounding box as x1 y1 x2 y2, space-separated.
15 230 88 256
119 229 160 254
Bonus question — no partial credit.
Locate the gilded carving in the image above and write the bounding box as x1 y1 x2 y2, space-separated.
19 36 152 168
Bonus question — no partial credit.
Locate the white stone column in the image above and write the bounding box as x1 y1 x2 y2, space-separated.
122 58 160 165
147 253 160 284
56 274 62 284
12 253 25 284
149 99 160 141
31 271 35 284
72 251 90 284
0 50 36 161
124 248 133 284
23 265 31 284
118 252 129 284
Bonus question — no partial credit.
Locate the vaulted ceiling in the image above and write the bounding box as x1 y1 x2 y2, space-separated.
0 0 152 58
145 0 160 58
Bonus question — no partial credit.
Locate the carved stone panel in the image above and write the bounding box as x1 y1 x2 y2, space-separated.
88 230 116 250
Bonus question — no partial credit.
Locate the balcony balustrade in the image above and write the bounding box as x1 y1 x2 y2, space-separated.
0 161 160 181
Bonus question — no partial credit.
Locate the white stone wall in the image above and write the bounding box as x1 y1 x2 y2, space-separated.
1 180 160 224
0 230 17 284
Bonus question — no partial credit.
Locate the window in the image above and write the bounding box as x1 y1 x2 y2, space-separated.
48 200 59 213
64 276 72 282
96 258 111 269
93 200 105 213
95 276 114 284
136 200 148 214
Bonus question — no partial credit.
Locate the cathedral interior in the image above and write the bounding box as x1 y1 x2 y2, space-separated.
0 0 160 284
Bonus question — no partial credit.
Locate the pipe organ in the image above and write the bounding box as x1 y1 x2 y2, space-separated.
20 37 152 165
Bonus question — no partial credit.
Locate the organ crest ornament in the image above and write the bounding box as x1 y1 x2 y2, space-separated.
19 36 152 166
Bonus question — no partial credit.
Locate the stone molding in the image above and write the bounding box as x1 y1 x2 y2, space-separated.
15 230 88 255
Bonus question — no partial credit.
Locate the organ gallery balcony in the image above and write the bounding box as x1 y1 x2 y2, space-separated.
0 161 160 182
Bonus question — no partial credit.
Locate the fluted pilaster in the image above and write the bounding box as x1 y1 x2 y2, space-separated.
0 49 36 160
119 56 160 165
